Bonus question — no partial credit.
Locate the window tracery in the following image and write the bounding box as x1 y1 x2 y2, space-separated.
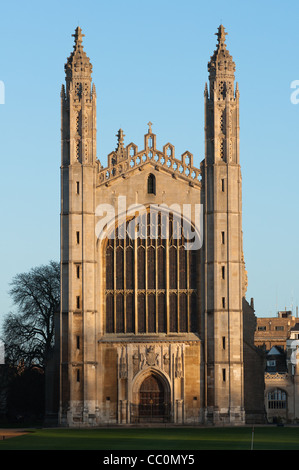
105 210 198 334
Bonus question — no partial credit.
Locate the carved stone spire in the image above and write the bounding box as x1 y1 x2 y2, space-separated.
204 25 239 164
64 26 93 95
61 27 96 165
208 25 236 98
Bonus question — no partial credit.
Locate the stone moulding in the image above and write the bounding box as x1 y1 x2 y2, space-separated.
265 373 289 380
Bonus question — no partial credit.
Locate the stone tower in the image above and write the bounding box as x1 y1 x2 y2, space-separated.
57 25 265 427
201 25 245 424
60 27 98 425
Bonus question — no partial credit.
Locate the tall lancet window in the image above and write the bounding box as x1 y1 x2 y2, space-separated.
147 174 156 195
104 210 199 334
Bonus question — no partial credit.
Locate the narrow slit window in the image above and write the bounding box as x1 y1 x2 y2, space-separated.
76 265 80 279
76 181 80 194
222 369 226 382
222 297 226 308
221 231 225 244
222 336 226 349
221 178 225 192
76 231 80 244
76 369 80 382
222 266 225 280
147 173 156 195
76 296 80 309
76 335 80 349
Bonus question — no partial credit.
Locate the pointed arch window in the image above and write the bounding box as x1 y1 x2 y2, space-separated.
147 173 156 195
104 210 198 334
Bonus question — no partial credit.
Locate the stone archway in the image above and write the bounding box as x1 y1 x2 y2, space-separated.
131 370 171 423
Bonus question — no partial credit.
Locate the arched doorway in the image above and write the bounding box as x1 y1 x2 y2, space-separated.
133 373 171 423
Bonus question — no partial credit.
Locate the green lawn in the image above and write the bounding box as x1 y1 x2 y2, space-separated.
0 426 299 450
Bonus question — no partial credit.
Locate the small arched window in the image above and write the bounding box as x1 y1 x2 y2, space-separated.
148 173 156 195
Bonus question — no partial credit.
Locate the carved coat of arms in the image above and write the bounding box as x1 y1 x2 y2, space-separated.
145 346 159 367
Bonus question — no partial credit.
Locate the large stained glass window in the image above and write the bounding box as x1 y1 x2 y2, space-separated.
104 209 198 334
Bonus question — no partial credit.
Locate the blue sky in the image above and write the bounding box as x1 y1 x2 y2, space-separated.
0 0 298 326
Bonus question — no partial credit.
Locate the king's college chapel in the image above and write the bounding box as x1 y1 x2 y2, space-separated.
53 25 265 427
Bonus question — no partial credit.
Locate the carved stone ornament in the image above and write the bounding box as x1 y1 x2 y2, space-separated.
119 347 127 379
163 352 170 366
175 348 184 378
145 346 159 367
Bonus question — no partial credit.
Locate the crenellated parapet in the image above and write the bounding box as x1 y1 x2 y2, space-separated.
97 123 202 187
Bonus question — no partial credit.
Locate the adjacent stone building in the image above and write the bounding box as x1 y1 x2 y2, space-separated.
255 310 297 350
253 313 299 423
58 25 265 427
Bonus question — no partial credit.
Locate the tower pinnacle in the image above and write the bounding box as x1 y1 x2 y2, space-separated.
61 27 96 165
65 26 92 87
116 129 125 150
72 26 85 47
215 24 228 49
204 25 239 164
208 25 236 99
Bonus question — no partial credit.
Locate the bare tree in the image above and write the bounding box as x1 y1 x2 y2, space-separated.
2 260 60 369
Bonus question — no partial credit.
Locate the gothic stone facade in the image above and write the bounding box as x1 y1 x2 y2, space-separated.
59 26 265 426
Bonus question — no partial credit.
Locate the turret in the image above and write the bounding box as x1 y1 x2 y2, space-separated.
60 28 98 426
205 24 239 165
61 26 96 166
202 25 245 425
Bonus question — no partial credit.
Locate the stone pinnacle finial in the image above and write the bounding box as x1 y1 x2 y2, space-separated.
116 128 125 149
215 24 227 49
208 25 235 81
65 26 92 81
148 121 153 134
72 26 85 47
